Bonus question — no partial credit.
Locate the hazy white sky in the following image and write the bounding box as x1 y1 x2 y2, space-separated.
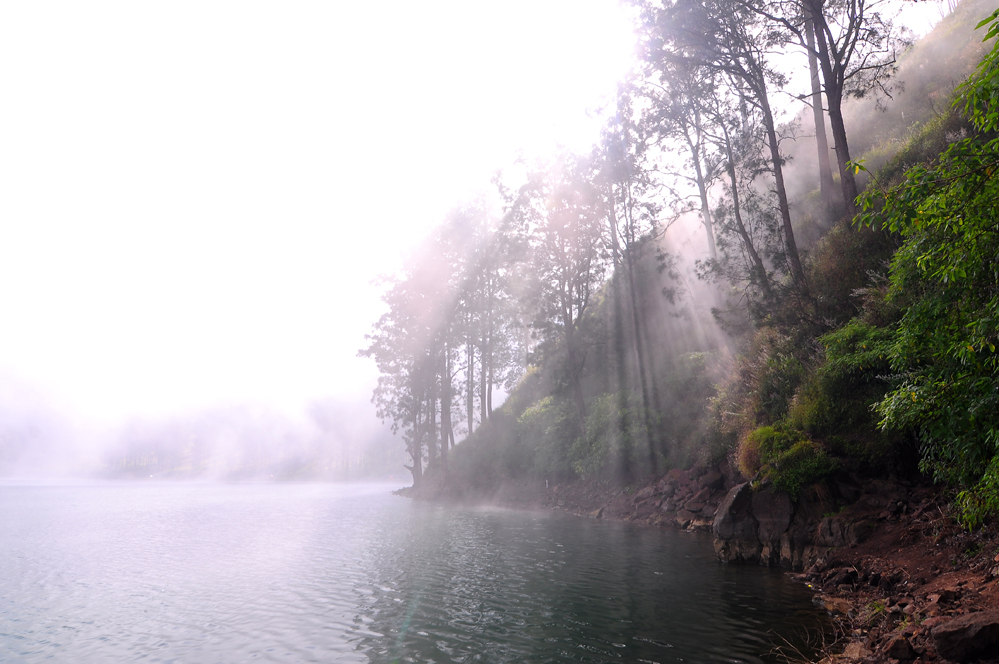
0 1 635 424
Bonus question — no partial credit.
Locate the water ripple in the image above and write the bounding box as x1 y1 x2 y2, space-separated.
0 483 827 663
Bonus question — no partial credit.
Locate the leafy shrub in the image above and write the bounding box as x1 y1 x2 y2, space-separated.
517 396 580 480
738 426 838 497
736 425 798 478
788 320 895 435
856 9 999 526
755 337 806 423
765 440 839 497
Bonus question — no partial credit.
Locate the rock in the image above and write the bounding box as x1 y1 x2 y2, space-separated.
698 471 724 491
658 481 676 497
689 518 712 531
931 609 999 663
685 502 706 514
589 507 604 519
937 588 961 604
635 486 656 501
713 483 755 539
665 468 690 486
922 616 946 629
886 635 916 660
676 510 696 528
814 595 853 616
814 517 851 548
712 483 763 563
689 487 713 504
841 641 871 660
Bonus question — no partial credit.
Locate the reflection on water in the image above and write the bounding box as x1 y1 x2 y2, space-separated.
0 482 826 663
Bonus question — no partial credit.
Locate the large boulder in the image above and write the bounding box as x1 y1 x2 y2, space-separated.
712 483 762 563
713 483 755 539
752 489 793 544
752 489 793 565
931 610 999 663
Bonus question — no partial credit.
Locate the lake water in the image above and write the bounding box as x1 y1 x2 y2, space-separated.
0 482 826 663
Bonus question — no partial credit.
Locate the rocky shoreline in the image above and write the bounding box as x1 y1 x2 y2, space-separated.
402 466 999 663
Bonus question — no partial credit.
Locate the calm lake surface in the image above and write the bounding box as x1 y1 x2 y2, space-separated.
0 482 826 663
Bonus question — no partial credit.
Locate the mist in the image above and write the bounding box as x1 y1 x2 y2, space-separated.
5 0 999 661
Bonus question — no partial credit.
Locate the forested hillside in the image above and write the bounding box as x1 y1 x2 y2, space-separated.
361 0 999 527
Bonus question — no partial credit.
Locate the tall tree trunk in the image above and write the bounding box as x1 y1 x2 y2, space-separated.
439 352 450 477
428 386 438 471
810 3 859 214
722 124 771 295
806 11 837 213
686 114 717 259
562 302 588 429
625 250 658 475
607 186 632 479
486 277 494 419
478 332 487 426
466 329 474 438
407 403 423 486
608 184 630 394
757 73 809 296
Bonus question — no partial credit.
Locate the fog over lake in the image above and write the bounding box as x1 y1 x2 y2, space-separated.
0 482 826 663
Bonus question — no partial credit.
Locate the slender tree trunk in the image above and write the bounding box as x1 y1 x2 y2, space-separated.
757 74 809 296
428 387 438 471
486 277 494 419
478 332 487 426
607 185 631 478
466 330 474 438
562 297 588 428
439 352 450 476
686 115 717 259
625 251 658 475
806 12 837 213
722 125 771 295
608 184 630 396
811 4 859 214
487 366 493 418
407 403 423 486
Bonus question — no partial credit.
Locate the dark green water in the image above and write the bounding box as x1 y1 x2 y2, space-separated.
0 482 826 663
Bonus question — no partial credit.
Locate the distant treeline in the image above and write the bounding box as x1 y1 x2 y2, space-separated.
362 0 999 526
103 401 406 480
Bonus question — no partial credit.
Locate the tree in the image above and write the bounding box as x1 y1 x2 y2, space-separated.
639 0 810 296
753 0 904 214
856 9 999 526
512 152 607 428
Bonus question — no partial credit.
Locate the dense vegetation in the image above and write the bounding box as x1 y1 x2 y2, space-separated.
362 0 999 527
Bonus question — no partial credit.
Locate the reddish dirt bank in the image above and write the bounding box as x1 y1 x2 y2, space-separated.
401 468 999 663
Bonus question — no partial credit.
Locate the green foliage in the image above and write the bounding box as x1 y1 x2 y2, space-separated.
658 352 723 467
517 396 580 480
807 220 901 327
751 329 807 424
765 440 838 497
956 456 999 529
737 425 838 497
737 425 799 477
569 392 653 480
855 11 999 526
